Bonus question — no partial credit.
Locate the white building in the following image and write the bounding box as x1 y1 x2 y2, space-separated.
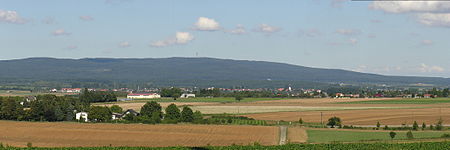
127 93 161 99
76 112 88 122
180 93 196 98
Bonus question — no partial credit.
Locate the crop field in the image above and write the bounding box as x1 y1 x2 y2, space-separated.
286 126 307 143
0 121 278 147
190 105 404 114
307 129 450 143
245 107 450 125
337 98 450 104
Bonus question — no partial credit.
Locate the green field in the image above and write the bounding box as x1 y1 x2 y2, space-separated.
337 98 450 104
307 129 450 143
101 97 287 104
2 142 450 150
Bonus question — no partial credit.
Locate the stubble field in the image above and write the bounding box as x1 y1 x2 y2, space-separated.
0 121 278 147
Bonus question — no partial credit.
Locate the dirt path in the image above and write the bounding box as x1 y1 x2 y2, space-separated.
279 126 287 145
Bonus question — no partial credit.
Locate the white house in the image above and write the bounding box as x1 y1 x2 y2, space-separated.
76 112 88 122
127 93 161 99
180 93 196 98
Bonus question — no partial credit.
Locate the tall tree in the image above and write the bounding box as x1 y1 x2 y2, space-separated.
164 104 181 122
180 106 194 122
88 106 112 122
140 101 163 119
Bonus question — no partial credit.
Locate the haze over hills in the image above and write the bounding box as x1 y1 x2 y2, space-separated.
0 57 449 87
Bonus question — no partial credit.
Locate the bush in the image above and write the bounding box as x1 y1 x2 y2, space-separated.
389 131 396 139
441 133 450 138
412 121 419 131
327 117 342 128
406 131 414 139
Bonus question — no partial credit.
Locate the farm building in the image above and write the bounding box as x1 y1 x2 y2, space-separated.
123 109 139 118
61 88 82 93
180 93 196 98
112 113 123 120
76 112 88 122
127 93 161 99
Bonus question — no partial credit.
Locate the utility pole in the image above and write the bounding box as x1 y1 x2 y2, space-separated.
321 112 323 128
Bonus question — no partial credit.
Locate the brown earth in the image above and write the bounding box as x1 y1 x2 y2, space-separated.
0 121 278 147
245 107 450 125
287 126 307 143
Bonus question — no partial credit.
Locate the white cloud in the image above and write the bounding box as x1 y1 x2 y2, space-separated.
417 13 450 27
254 24 281 33
150 32 194 47
335 29 361 36
227 24 246 34
79 16 94 21
52 29 71 36
118 41 131 48
0 9 27 24
419 63 444 73
421 40 433 46
194 17 220 31
370 1 450 13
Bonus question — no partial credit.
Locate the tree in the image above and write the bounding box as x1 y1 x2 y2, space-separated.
384 125 389 130
180 106 194 122
192 111 203 123
160 88 182 100
389 131 396 140
140 101 162 119
435 119 444 130
110 105 123 113
326 116 342 128
376 121 381 129
412 121 419 131
235 95 243 102
299 118 304 124
406 130 414 139
88 106 112 122
151 111 162 123
422 122 426 130
164 104 181 123
430 124 434 130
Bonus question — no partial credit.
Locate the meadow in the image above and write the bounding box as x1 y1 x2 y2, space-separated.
306 129 450 143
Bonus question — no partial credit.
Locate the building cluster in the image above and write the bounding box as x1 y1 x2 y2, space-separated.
75 109 139 122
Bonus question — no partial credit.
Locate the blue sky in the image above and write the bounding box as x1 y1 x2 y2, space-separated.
1 0 450 77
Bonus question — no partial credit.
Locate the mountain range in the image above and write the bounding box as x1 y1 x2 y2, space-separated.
0 57 449 87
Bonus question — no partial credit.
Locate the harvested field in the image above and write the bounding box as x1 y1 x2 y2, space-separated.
190 106 403 114
245 107 450 125
0 121 278 147
287 126 307 143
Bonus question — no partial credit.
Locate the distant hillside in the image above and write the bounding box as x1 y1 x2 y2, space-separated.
0 57 449 87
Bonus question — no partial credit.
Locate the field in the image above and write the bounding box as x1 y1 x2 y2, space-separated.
97 97 450 125
306 129 450 143
338 98 450 104
0 121 278 147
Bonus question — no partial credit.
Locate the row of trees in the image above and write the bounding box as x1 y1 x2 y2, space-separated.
80 88 117 103
0 95 88 121
88 101 204 124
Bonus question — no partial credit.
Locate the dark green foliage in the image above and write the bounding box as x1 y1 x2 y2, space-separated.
406 130 414 139
376 121 381 129
140 101 162 119
80 88 117 103
299 118 303 124
327 116 342 128
422 122 426 130
234 95 243 101
413 121 419 131
180 106 194 122
88 106 112 122
192 111 204 123
109 105 123 113
435 119 444 130
160 88 182 100
0 97 24 120
164 104 181 122
384 125 389 130
442 133 450 138
389 131 396 139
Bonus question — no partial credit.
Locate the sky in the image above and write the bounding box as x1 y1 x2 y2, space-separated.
1 0 450 77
